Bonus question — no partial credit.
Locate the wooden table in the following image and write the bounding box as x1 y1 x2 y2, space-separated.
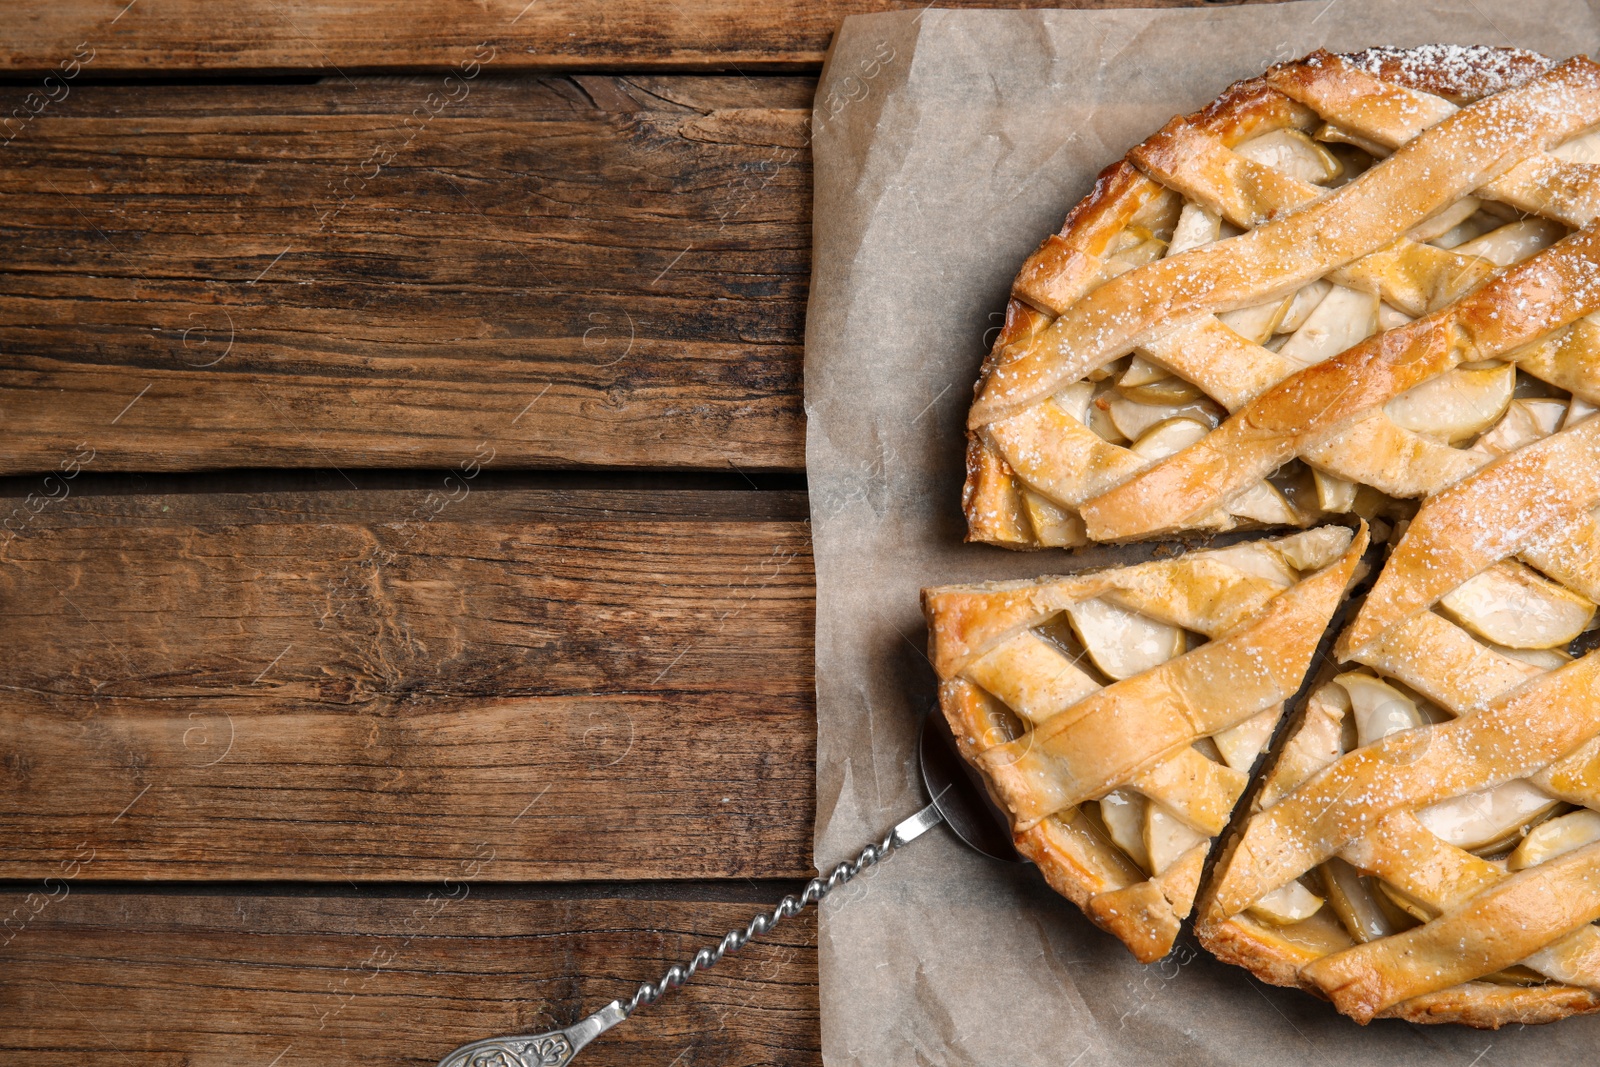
0 2 1221 1062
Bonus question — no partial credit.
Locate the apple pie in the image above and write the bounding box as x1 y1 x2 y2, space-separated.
922 525 1366 962
927 43 1600 1027
1200 418 1600 1027
963 44 1600 549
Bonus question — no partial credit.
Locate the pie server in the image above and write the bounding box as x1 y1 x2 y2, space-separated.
434 707 1022 1067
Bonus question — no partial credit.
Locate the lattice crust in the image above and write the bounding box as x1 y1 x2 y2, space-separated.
922 525 1366 962
963 45 1600 550
1198 418 1600 1027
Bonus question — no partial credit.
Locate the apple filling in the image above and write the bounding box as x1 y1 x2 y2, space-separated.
1038 120 1600 546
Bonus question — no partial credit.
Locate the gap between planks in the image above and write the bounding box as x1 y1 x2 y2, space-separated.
0 481 818 882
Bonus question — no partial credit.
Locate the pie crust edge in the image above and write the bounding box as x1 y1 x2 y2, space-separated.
961 43 1568 550
948 42 1600 1028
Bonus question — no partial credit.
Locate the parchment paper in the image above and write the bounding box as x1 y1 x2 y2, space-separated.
804 2 1600 1064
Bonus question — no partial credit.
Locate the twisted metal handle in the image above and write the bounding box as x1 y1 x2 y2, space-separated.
434 800 945 1067
623 800 945 1017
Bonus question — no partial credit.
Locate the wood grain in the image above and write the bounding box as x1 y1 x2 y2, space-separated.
0 889 820 1066
0 75 811 475
0 485 817 880
0 0 1251 74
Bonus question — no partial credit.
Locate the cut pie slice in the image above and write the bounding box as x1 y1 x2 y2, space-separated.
1198 419 1600 1027
922 524 1367 962
963 44 1600 549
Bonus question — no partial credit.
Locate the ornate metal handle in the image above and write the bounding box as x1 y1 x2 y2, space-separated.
434 801 945 1067
436 1002 626 1067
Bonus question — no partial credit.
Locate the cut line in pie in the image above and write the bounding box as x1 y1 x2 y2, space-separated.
922 525 1367 963
1201 418 1600 1027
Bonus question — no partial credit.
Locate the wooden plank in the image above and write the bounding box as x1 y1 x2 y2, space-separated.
0 485 817 880
0 75 811 475
0 0 1229 75
0 889 820 1066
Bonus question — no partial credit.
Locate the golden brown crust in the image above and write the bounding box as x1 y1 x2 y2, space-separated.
1010 162 1165 317
1087 881 1184 964
1381 984 1600 1027
962 44 1600 552
1200 420 1600 1027
923 527 1363 964
1006 79 1309 321
1081 223 1600 541
1299 842 1600 1022
1196 915 1324 993
1338 415 1600 655
945 43 1600 1029
975 537 1363 828
1335 44 1556 102
962 78 1301 547
1198 912 1600 1029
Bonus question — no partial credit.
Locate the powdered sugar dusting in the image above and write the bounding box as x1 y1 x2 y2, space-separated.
1343 44 1555 100
970 43 1600 558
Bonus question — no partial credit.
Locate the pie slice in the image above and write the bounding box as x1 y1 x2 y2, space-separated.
1198 419 1600 1026
921 524 1366 962
963 44 1600 550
